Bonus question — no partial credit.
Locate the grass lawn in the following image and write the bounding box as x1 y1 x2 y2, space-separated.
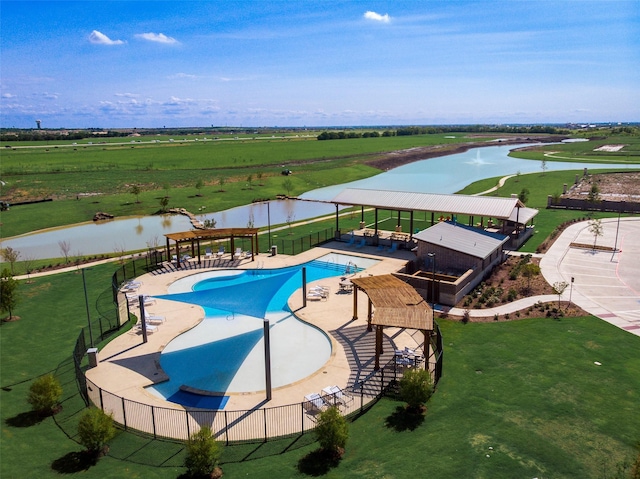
2 260 639 478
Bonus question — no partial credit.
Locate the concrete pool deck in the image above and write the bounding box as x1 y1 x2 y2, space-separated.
85 243 421 415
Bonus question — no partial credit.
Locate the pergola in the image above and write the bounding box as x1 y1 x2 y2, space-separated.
349 274 433 370
164 228 260 267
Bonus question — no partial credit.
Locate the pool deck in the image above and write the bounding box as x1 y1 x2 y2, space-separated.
85 242 421 415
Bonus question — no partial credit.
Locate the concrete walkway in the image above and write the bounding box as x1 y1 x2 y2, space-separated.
447 217 640 337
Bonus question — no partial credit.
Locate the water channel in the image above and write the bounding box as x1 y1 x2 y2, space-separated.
2 143 637 260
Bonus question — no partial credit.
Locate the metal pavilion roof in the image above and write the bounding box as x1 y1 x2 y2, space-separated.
331 188 531 221
413 221 509 259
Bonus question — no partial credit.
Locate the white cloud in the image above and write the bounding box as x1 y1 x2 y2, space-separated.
2 93 17 99
115 93 140 98
168 73 199 80
364 11 391 23
135 32 178 44
88 30 124 45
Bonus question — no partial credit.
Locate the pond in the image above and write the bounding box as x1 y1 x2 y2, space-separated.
2 143 637 260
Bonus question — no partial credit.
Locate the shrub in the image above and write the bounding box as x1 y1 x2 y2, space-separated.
184 426 222 478
315 406 349 455
27 374 62 415
77 408 116 456
462 309 470 323
399 368 433 413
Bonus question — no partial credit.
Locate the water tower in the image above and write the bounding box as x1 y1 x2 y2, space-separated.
36 119 42 129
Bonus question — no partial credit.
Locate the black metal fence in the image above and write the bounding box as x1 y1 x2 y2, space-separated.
74 235 444 444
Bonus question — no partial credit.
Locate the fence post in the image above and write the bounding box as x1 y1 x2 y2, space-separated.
301 403 305 434
263 408 268 443
121 397 127 430
224 411 229 445
99 388 104 410
360 382 364 413
151 405 157 438
185 410 190 439
381 368 385 396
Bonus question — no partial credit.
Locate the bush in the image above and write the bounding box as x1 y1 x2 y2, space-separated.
399 368 433 413
27 374 62 415
315 406 349 455
184 426 222 478
77 408 116 456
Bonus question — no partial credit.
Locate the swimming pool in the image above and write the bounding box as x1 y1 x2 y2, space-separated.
146 253 379 408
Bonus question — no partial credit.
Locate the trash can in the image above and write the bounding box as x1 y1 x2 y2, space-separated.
87 348 99 368
271 245 277 256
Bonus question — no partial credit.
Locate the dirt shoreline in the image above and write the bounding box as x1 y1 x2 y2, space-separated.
364 135 567 171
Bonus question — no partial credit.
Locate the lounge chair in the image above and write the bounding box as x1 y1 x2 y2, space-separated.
133 323 158 334
355 238 366 249
234 247 243 260
205 248 213 259
216 246 225 258
388 242 398 253
303 393 327 413
126 293 155 306
346 234 355 246
144 313 165 323
321 386 353 406
307 288 328 301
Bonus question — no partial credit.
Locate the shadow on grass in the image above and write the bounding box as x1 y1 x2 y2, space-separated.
384 405 425 432
51 451 98 473
5 410 49 428
297 449 342 476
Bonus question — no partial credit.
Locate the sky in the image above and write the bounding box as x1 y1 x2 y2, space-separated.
1 0 639 128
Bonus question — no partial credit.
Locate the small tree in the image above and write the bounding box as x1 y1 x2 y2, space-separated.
552 281 569 309
217 176 225 192
0 268 19 320
58 240 72 263
28 374 62 415
541 159 548 176
77 408 116 458
159 196 169 213
195 179 204 197
246 174 253 189
282 177 294 196
1 246 20 274
520 263 541 294
315 406 349 457
184 426 222 478
518 188 530 204
399 368 433 413
587 183 600 203
588 218 604 250
130 184 141 203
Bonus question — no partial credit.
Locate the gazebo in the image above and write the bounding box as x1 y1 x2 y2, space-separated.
349 274 434 370
164 228 260 267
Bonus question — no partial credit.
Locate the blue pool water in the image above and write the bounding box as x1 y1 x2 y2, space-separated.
146 253 378 408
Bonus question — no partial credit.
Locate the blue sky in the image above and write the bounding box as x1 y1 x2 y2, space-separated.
1 0 638 128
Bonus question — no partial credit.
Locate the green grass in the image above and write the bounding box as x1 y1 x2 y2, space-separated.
2 261 639 478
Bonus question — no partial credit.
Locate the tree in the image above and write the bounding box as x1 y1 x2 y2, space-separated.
588 218 604 250
541 159 548 176
1 246 20 274
217 176 225 192
58 240 71 263
587 183 600 203
399 368 433 413
0 268 19 320
315 406 349 457
28 374 62 415
282 177 293 196
518 188 529 204
184 426 222 478
521 263 541 294
77 408 116 458
246 174 253 189
195 179 204 197
159 196 169 213
130 184 141 203
552 281 569 309
23 254 36 283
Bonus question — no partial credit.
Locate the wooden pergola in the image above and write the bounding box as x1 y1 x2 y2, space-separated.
164 228 260 267
350 275 433 370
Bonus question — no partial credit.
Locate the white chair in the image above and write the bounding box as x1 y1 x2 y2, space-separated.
234 247 243 260
216 246 225 258
321 386 353 406
303 393 327 413
133 323 158 334
205 248 213 259
144 313 165 323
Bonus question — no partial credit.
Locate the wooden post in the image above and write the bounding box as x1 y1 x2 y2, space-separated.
374 325 382 370
352 285 358 321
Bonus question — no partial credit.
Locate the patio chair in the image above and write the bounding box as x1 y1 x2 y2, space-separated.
355 238 366 249
322 385 353 406
216 246 225 258
205 247 213 259
388 242 398 253
234 247 243 260
133 323 158 334
303 393 327 413
144 313 165 323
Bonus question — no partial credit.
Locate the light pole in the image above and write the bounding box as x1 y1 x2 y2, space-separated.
427 253 436 321
265 200 271 250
